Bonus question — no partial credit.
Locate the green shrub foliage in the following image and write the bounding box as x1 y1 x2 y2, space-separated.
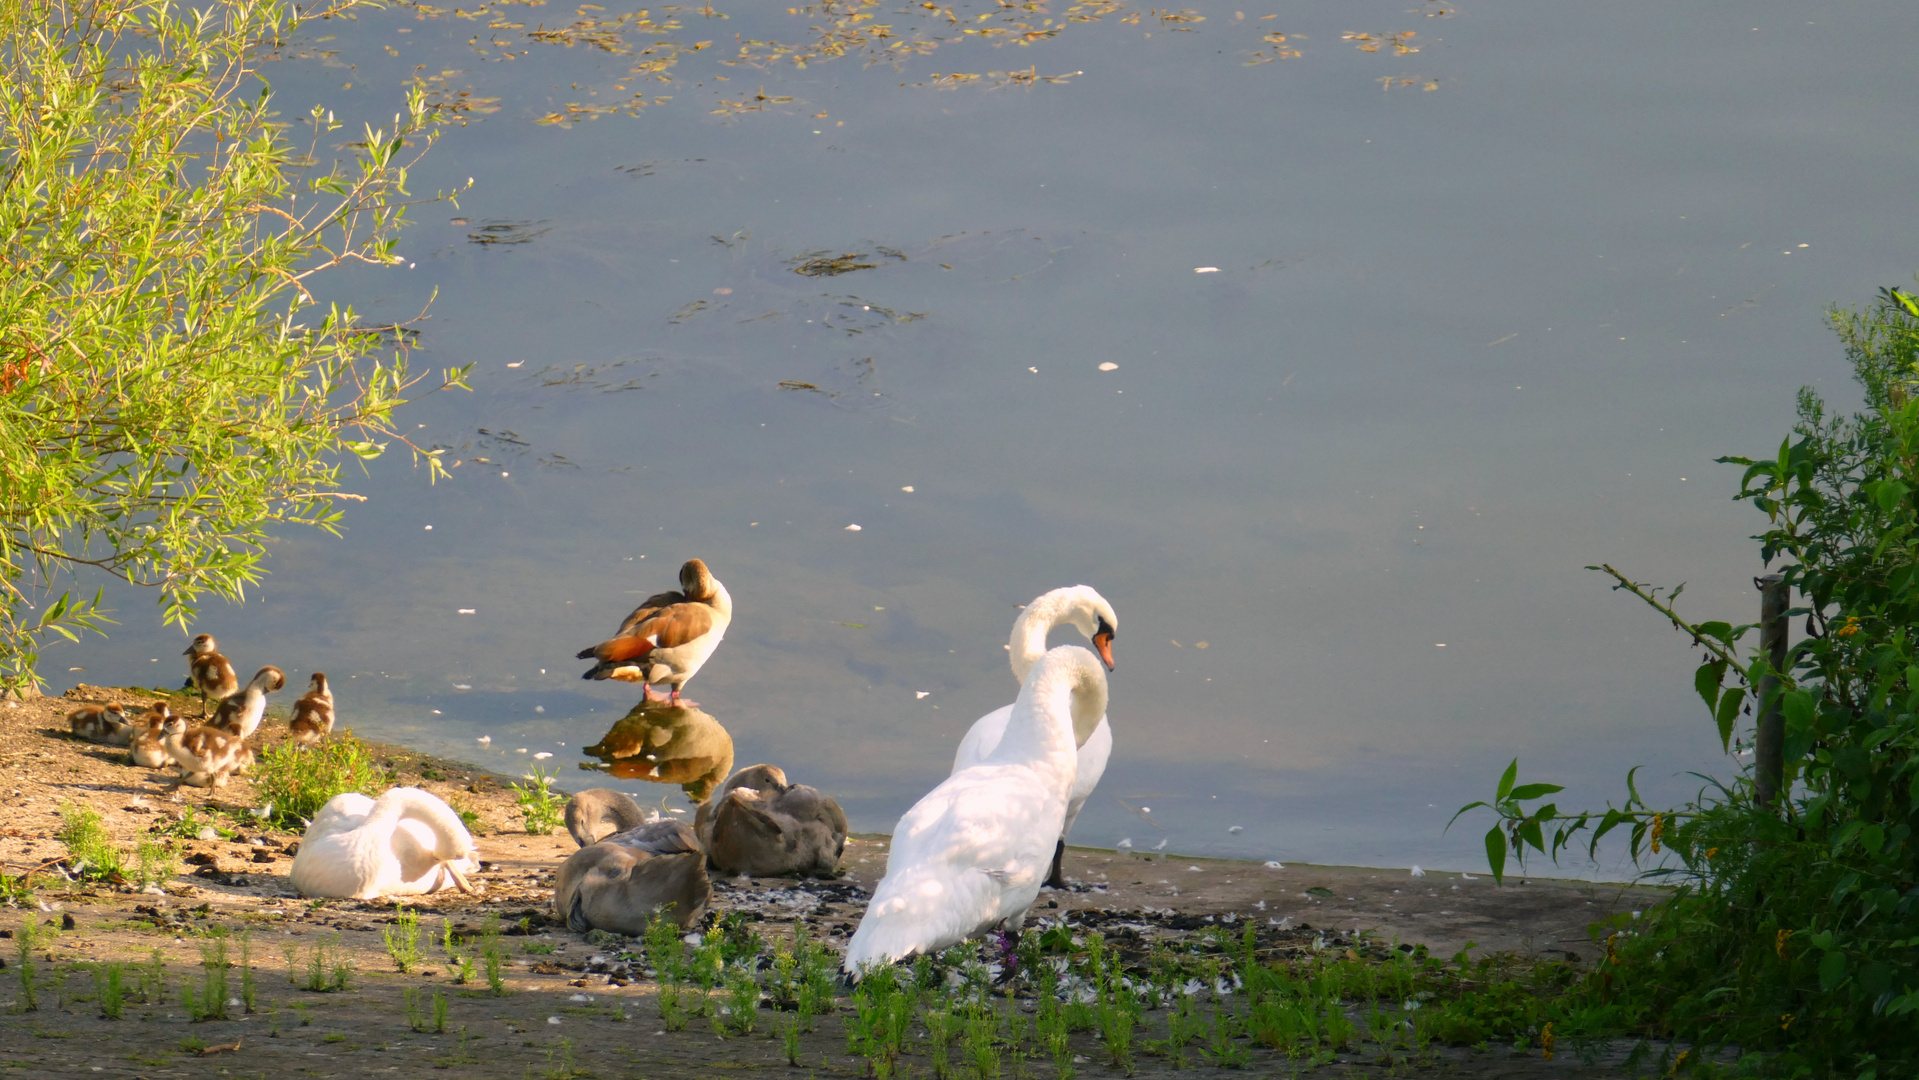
1464 285 1919 1072
0 0 469 693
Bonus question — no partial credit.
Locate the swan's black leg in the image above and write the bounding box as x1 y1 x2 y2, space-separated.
1043 838 1067 890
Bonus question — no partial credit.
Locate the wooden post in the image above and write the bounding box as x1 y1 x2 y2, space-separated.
1754 573 1789 807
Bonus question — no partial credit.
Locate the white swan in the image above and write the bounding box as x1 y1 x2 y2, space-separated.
844 645 1108 974
951 585 1116 887
290 788 480 900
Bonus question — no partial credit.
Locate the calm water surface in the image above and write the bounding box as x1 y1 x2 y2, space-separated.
52 0 1919 875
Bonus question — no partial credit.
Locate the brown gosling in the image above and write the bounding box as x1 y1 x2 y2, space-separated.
183 633 238 716
288 673 335 747
129 704 172 768
67 702 132 747
160 715 248 789
210 665 285 740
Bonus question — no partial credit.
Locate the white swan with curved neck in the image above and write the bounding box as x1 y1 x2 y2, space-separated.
290 788 480 900
845 645 1109 974
951 585 1116 887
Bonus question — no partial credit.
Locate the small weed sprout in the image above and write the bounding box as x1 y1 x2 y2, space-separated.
95 960 126 1019
384 906 424 973
133 838 177 890
16 919 39 1011
297 933 352 992
57 802 124 881
432 989 449 1033
481 913 508 996
405 987 428 1032
726 966 760 1034
239 931 256 1013
137 947 166 1004
924 1003 955 1080
510 766 565 835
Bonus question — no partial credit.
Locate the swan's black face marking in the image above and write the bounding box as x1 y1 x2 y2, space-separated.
1092 619 1116 671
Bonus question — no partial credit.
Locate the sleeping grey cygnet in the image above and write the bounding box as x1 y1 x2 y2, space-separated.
553 819 710 933
694 764 848 879
563 788 651 847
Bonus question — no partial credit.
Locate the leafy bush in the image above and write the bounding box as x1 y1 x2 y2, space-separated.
252 731 392 827
510 767 565 835
0 0 469 693
57 802 124 881
1463 284 1919 1072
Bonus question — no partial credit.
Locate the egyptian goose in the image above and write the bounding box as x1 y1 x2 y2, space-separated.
290 788 479 899
554 816 710 932
843 646 1108 975
129 705 172 768
694 764 848 878
68 703 132 747
210 666 284 740
576 558 732 706
288 673 335 747
182 634 238 716
160 715 250 788
952 586 1117 887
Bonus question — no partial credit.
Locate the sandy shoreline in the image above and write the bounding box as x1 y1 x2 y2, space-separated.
0 685 1662 1077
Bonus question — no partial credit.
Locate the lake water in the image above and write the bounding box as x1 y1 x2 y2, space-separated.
49 0 1919 876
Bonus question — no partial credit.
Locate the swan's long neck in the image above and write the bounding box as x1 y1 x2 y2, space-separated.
1008 593 1080 681
989 647 1106 785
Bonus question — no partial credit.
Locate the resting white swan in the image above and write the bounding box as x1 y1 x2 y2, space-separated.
290 788 479 900
844 645 1108 974
951 585 1116 887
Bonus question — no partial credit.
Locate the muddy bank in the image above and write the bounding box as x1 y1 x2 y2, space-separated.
0 686 1661 1077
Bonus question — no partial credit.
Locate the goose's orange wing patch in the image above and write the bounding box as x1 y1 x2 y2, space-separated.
636 602 717 650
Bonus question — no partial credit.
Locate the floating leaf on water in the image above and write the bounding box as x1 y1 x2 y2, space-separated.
778 380 821 392
466 220 552 245
790 251 878 277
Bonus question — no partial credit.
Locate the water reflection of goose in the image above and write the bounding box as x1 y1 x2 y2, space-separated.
555 793 710 931
575 558 732 706
694 764 848 878
844 646 1109 974
290 788 479 899
951 585 1117 887
580 700 734 801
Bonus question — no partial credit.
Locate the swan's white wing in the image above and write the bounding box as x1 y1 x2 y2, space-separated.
845 765 1062 971
305 792 375 839
1063 716 1112 838
951 704 1011 774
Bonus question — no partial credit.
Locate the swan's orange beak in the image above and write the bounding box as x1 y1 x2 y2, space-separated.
1092 629 1116 672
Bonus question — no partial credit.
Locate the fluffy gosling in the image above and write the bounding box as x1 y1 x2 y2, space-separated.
129 704 172 768
68 703 132 747
160 715 249 789
210 665 284 740
288 673 335 747
183 633 238 716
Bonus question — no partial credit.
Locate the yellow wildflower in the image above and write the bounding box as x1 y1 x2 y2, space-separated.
1781 1012 1795 1030
1650 813 1665 854
1777 928 1791 961
1540 1021 1555 1060
1837 615 1862 637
